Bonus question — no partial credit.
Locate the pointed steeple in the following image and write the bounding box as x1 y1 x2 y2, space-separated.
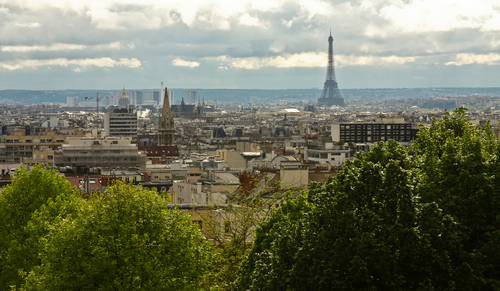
158 87 175 146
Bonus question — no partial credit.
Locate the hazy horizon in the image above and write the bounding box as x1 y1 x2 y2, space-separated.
2 86 500 91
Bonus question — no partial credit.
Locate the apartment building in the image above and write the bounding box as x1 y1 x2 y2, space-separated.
0 128 84 164
104 108 138 138
54 136 146 170
331 122 418 143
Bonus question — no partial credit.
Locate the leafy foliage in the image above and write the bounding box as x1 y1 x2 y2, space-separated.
235 193 313 290
236 108 500 290
0 165 80 290
22 182 214 290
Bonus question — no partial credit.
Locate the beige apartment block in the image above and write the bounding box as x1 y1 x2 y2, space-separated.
0 128 84 164
149 168 173 182
54 136 146 170
23 148 55 167
216 149 247 170
279 162 309 190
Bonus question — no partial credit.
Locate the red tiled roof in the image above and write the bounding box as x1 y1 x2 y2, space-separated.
65 176 102 189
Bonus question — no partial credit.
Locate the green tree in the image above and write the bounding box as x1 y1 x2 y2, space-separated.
22 182 214 290
0 165 80 290
235 193 313 290
411 108 500 288
236 108 500 290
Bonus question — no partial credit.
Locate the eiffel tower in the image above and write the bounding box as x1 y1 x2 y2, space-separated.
316 31 345 107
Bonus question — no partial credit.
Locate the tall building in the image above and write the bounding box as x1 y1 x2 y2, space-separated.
135 91 143 105
153 91 160 104
158 87 175 146
128 91 135 104
168 90 174 105
187 91 197 104
143 91 154 103
250 96 258 104
104 108 138 137
118 87 130 109
67 96 78 107
160 81 164 105
316 32 345 107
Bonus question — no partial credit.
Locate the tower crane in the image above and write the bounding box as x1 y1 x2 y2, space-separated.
85 92 111 113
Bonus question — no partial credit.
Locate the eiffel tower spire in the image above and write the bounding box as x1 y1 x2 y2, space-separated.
317 31 345 107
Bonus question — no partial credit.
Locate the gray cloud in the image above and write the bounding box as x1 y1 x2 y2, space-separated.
0 0 499 89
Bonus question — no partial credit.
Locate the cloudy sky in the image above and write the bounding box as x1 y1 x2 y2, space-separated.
0 0 499 90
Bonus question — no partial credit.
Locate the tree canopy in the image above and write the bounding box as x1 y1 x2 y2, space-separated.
0 165 80 290
236 108 500 290
22 182 214 290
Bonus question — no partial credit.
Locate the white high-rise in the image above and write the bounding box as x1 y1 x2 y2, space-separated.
67 96 78 106
187 91 197 104
104 109 138 137
168 90 174 105
161 81 164 105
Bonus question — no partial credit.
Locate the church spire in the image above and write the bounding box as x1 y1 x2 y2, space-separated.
158 87 175 146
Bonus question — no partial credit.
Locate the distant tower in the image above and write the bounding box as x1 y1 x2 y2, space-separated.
168 90 174 105
158 87 175 146
187 91 197 104
161 81 164 105
316 31 345 107
118 86 130 109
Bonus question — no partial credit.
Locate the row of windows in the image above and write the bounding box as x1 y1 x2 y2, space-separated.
341 136 412 142
340 124 411 130
342 130 412 135
63 157 138 162
4 139 64 143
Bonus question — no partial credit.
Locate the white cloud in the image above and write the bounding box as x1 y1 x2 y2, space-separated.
86 8 162 30
445 53 500 66
239 14 265 27
2 0 499 34
0 57 142 70
1 43 85 52
13 22 41 28
172 58 200 67
377 0 500 34
93 42 122 50
1 42 129 52
208 52 416 69
0 0 335 31
117 58 141 68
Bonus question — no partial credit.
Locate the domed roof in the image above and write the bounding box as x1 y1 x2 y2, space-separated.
120 86 129 99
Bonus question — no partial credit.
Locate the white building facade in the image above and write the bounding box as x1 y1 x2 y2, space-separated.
104 108 138 137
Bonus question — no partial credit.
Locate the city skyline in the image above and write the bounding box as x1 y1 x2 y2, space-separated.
0 0 499 90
